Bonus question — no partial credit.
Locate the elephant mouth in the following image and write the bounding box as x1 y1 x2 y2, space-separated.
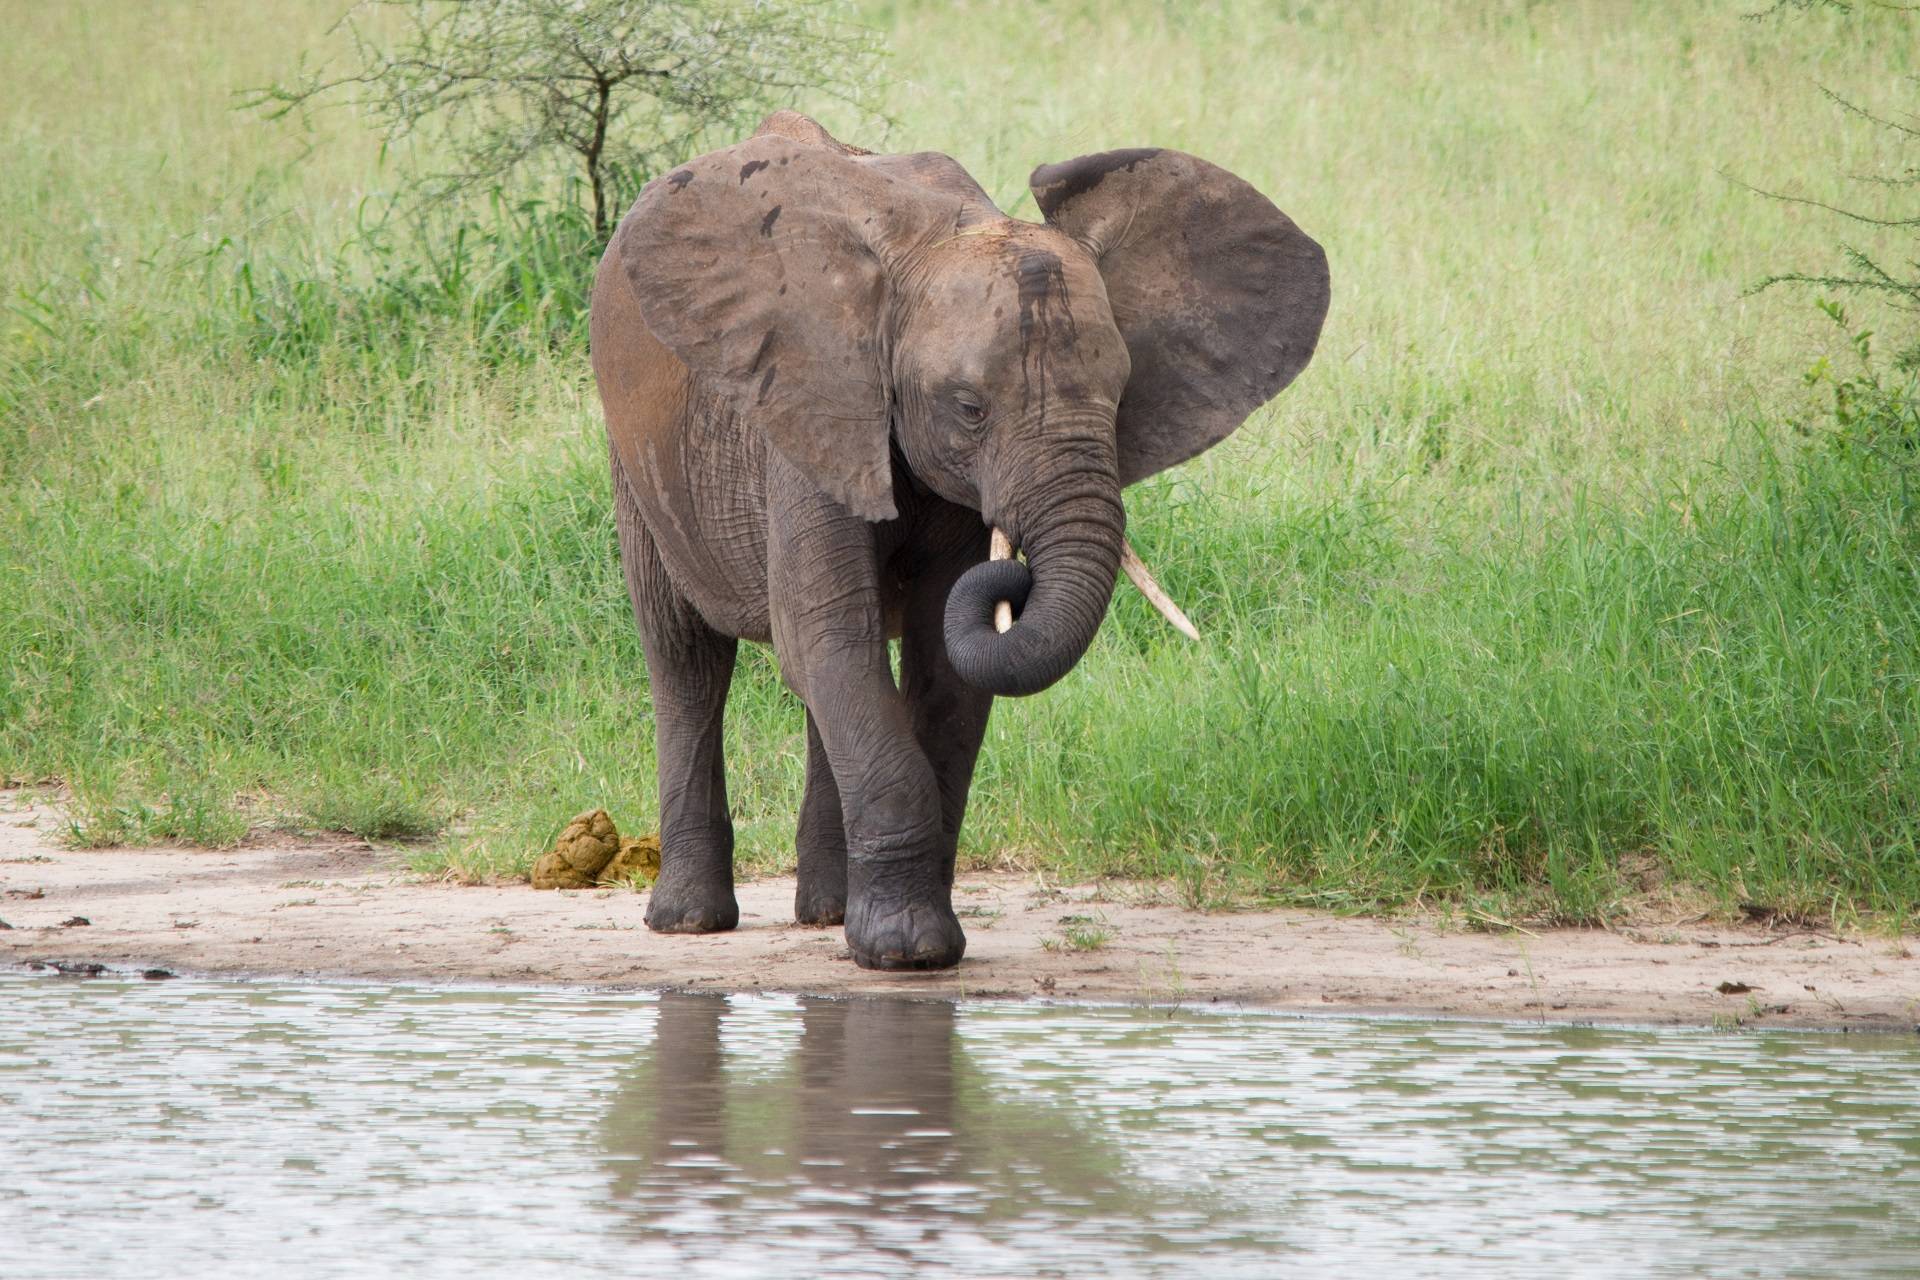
986 526 1197 641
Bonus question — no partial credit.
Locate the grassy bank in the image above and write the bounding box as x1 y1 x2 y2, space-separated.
3 0 1916 922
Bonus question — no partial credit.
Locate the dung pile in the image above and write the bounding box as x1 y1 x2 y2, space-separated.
529 810 661 890
600 832 661 885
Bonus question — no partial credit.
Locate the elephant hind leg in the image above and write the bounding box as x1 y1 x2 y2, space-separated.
615 461 740 934
901 533 994 890
794 710 848 925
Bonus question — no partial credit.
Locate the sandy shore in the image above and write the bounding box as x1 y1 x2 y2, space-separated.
3 792 1914 1031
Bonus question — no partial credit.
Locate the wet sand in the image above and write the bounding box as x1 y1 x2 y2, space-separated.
3 793 1913 1030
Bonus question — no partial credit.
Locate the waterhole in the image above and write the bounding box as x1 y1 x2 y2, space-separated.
3 972 1915 1277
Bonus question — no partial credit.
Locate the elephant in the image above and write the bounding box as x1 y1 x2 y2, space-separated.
589 111 1328 971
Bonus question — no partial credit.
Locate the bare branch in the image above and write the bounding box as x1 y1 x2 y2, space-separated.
1725 171 1920 228
1819 83 1920 139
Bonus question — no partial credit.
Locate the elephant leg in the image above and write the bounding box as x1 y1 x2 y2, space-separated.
615 466 740 934
901 538 994 889
793 709 848 925
768 467 963 970
817 681 962 970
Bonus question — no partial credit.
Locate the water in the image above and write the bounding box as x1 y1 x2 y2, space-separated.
2 973 1916 1278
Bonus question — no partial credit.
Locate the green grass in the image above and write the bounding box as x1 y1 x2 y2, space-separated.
3 0 1918 923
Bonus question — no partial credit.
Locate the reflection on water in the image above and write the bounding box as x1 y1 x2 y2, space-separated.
602 995 1166 1272
2 974 1916 1278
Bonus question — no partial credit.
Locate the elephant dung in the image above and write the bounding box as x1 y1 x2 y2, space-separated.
597 834 661 888
529 809 622 889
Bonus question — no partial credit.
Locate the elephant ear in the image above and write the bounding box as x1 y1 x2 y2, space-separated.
617 132 967 520
1029 149 1330 486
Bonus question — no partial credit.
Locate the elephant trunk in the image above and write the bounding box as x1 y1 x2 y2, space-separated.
943 441 1125 697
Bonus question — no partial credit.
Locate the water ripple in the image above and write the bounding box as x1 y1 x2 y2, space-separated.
2 973 1915 1278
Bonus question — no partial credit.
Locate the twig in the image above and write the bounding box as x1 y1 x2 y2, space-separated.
1469 909 1540 938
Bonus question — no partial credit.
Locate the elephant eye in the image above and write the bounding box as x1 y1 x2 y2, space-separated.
953 393 988 426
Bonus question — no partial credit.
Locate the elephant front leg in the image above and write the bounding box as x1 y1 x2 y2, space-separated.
821 686 966 970
769 477 964 970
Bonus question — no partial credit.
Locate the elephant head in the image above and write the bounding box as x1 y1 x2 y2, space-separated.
615 115 1329 697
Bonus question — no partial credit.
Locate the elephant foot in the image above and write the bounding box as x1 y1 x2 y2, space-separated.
644 873 739 934
844 895 966 971
793 886 846 927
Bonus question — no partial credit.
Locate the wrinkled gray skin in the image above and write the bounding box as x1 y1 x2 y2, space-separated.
590 112 1328 971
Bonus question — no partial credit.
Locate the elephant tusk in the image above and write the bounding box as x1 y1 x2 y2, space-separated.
1120 538 1201 641
992 528 1196 640
990 527 1015 634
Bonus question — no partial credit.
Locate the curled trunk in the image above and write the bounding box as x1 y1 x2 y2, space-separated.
943 464 1124 697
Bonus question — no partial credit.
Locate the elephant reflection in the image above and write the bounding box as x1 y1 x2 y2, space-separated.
600 994 1152 1232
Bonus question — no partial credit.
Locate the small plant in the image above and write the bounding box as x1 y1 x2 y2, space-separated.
1748 2 1917 305
1750 0 1918 459
1044 914 1113 953
1800 301 1920 463
246 0 883 239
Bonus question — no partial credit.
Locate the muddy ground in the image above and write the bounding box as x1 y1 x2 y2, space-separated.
3 793 1913 1031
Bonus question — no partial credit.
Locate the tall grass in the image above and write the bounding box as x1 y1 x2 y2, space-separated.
3 0 1916 921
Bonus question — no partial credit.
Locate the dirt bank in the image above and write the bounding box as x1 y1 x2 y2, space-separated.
3 793 1913 1030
